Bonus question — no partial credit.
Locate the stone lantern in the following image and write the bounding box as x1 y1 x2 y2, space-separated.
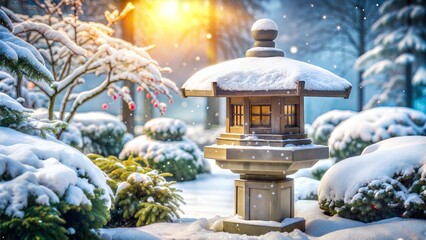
181 19 351 235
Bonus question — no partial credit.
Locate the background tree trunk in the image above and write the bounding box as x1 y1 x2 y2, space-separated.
121 1 135 134
205 0 220 129
406 63 413 108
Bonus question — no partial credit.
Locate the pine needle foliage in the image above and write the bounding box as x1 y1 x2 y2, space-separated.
88 154 185 227
320 166 426 222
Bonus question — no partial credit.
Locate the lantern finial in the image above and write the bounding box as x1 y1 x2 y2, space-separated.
246 19 285 58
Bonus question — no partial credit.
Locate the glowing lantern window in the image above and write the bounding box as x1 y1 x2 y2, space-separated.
232 105 244 126
251 105 271 127
284 104 297 127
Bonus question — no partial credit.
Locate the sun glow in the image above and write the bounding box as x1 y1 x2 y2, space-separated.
151 0 208 31
158 0 179 19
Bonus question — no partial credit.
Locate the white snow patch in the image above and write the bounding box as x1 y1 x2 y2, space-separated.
294 177 319 200
144 117 187 136
0 92 30 113
0 127 112 218
320 136 426 203
182 57 351 92
251 19 279 31
329 107 426 152
120 135 204 167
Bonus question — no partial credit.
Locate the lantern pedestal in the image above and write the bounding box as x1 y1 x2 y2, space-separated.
205 142 328 235
222 178 305 235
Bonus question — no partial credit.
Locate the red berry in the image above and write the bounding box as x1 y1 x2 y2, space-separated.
137 86 143 92
146 93 151 99
153 102 158 108
112 95 117 100
128 102 136 111
101 103 108 110
169 99 174 104
154 90 159 95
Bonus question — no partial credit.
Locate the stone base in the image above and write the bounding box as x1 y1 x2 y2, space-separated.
223 218 305 236
234 178 294 222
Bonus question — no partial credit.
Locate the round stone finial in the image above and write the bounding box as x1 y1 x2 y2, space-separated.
251 19 279 31
246 19 284 58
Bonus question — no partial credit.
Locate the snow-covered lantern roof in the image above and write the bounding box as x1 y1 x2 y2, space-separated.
181 19 352 98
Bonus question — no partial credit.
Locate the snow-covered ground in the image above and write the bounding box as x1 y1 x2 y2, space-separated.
101 159 426 240
174 159 237 219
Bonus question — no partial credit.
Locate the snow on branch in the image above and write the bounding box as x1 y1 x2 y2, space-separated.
0 8 14 31
13 21 86 56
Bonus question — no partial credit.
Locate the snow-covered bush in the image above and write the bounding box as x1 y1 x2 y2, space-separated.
294 177 320 201
0 92 65 138
310 110 356 145
0 127 113 240
319 136 426 222
290 159 334 201
120 118 210 182
143 117 186 141
69 112 130 156
88 154 184 227
329 107 426 161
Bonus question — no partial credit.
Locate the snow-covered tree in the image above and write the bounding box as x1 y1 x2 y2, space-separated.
10 1 178 132
0 93 112 240
355 0 426 108
0 7 53 101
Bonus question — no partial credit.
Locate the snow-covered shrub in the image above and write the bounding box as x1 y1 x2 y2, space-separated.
329 107 426 161
0 127 112 240
0 92 65 138
143 117 186 141
294 177 320 201
69 112 130 156
290 159 334 201
319 136 426 222
120 118 210 182
310 110 356 145
88 154 184 227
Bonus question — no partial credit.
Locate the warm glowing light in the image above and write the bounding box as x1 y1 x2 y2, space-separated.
206 33 212 39
158 0 179 19
150 0 208 32
290 46 298 54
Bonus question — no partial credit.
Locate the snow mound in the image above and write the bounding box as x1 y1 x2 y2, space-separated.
182 57 351 92
72 111 125 128
120 135 202 165
310 110 356 145
69 112 128 156
103 217 309 240
319 136 426 222
143 117 187 141
329 107 426 160
294 177 320 201
119 134 208 181
0 127 112 218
